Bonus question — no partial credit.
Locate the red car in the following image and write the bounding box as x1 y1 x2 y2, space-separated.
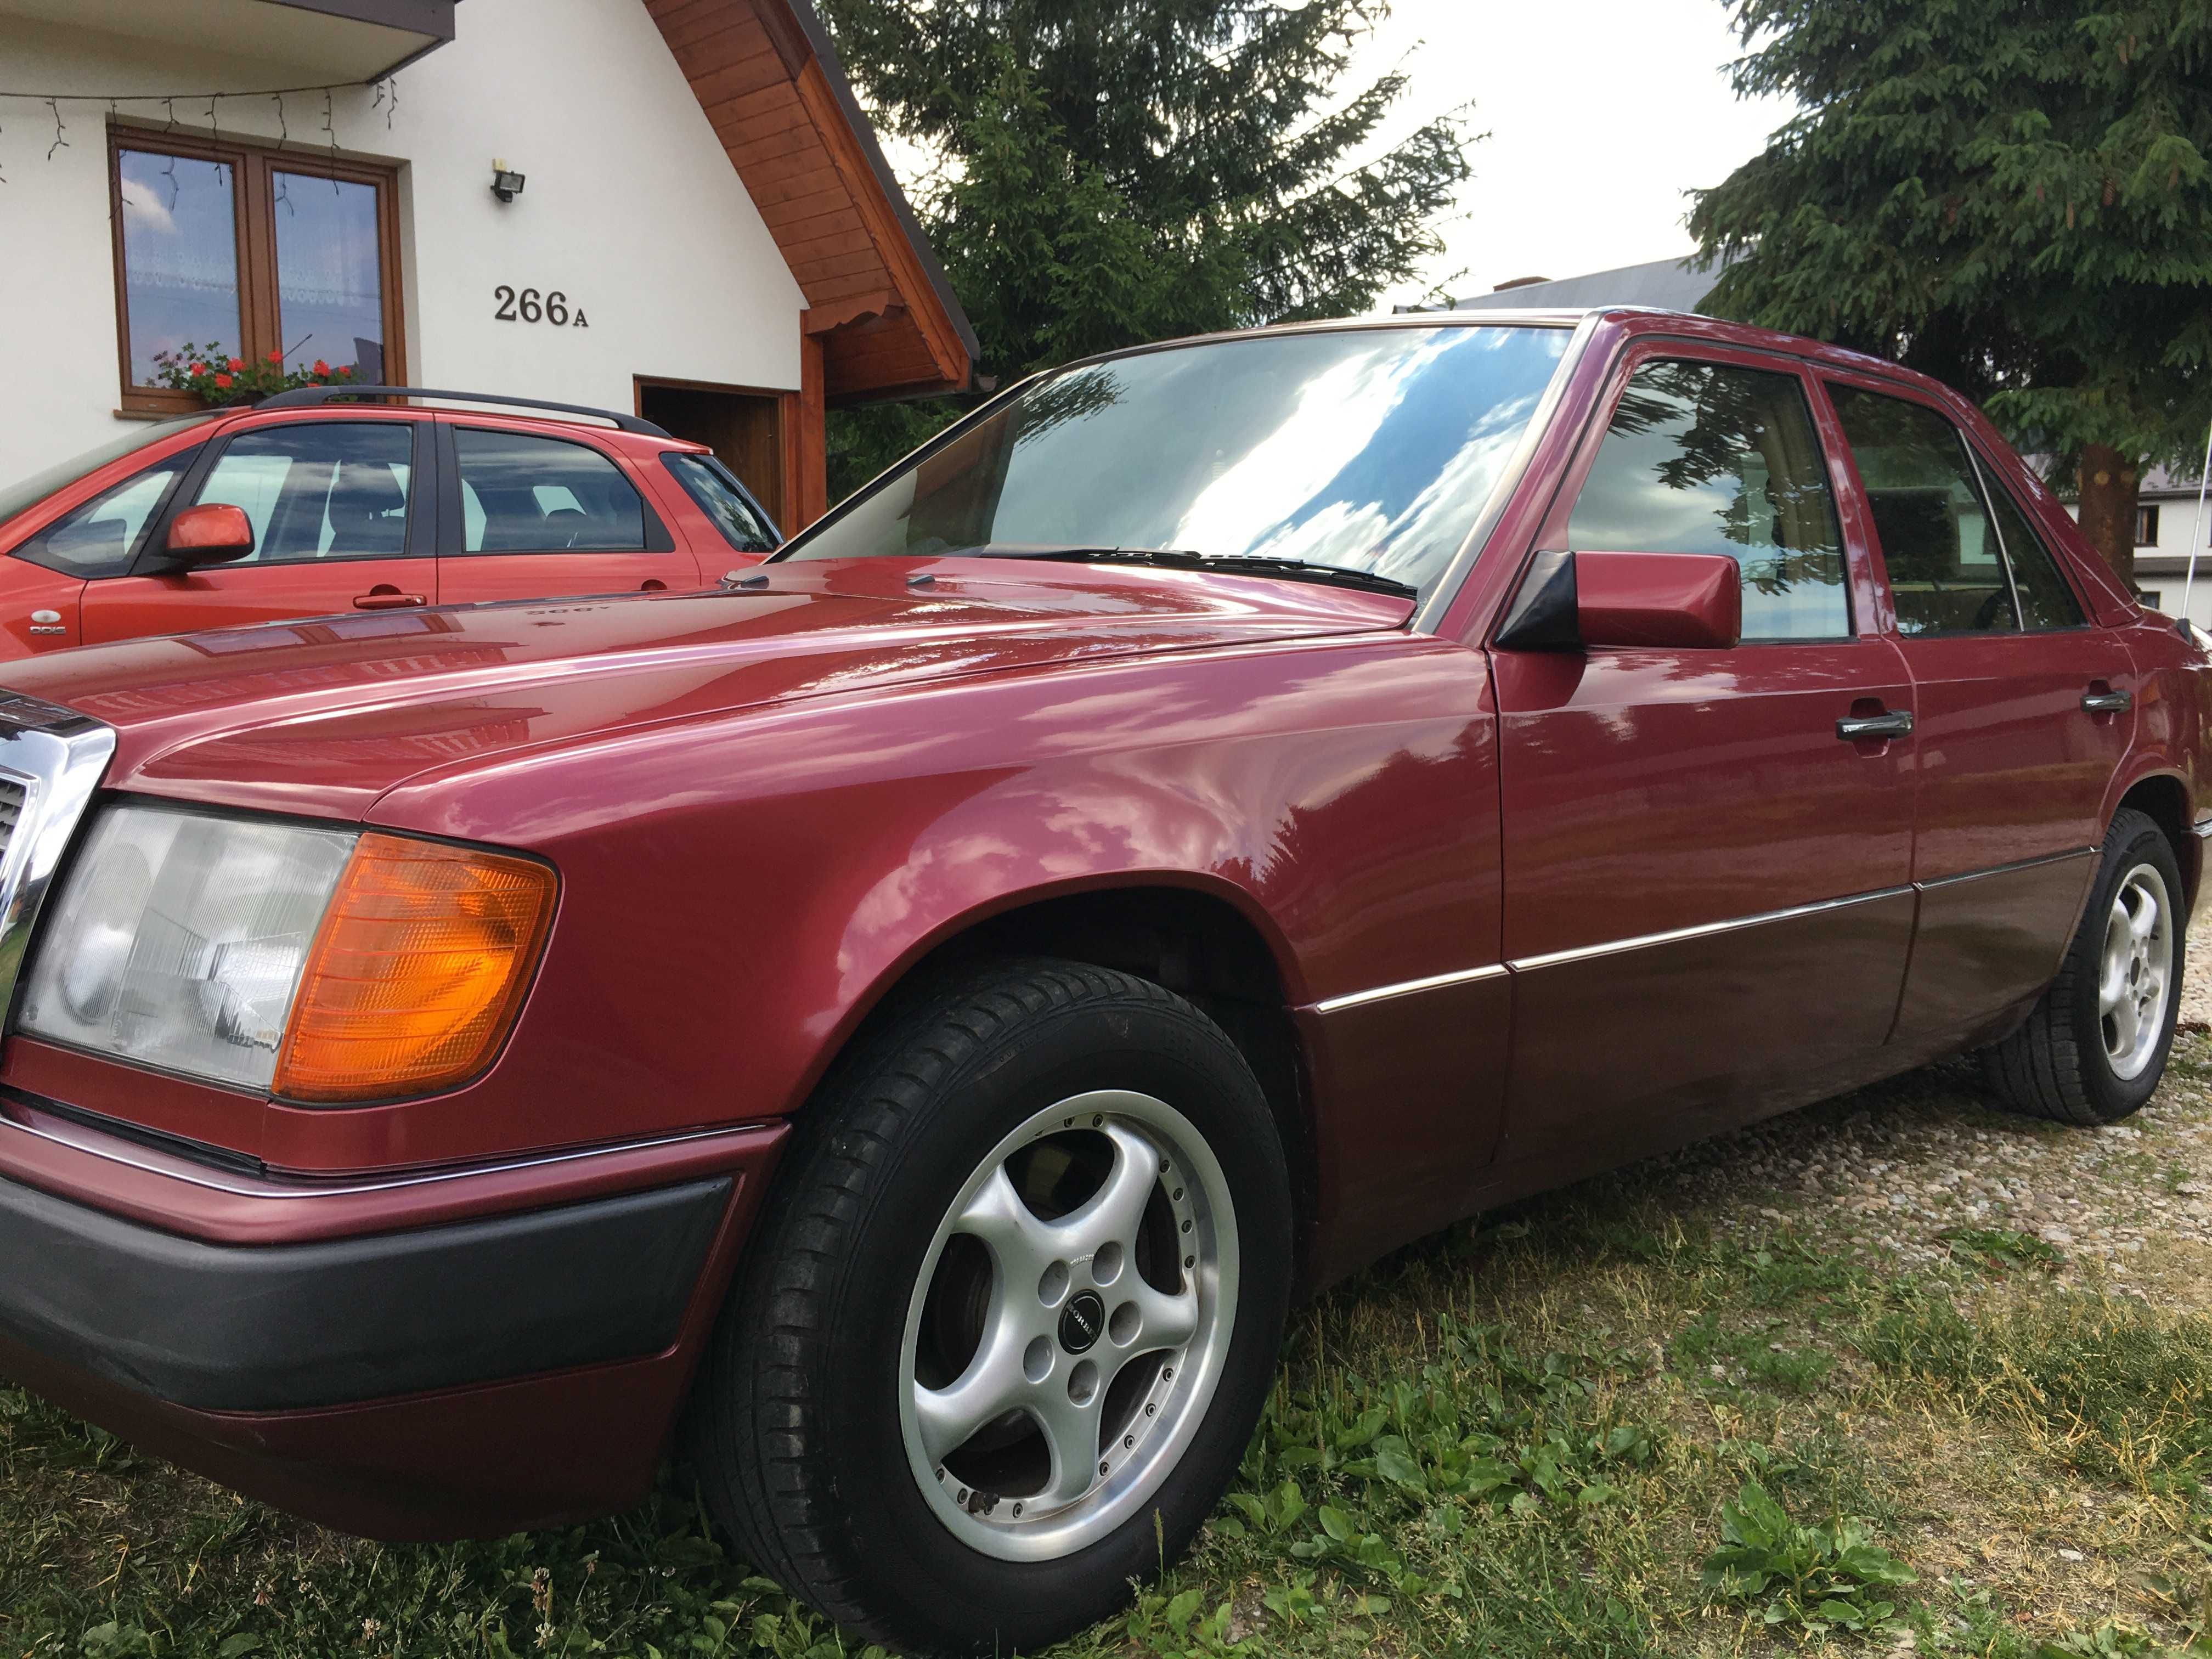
0 386 780 653
0 311 2200 1653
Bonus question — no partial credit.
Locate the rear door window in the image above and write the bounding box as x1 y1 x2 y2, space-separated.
1826 386 2079 632
1565 357 1850 640
453 428 646 552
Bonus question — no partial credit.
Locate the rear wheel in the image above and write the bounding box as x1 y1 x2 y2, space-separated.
1982 806 2185 1125
691 959 1292 1654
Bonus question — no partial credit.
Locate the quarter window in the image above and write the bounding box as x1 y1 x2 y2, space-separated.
1565 358 1849 640
454 430 646 552
14 453 200 577
663 453 777 552
191 424 415 564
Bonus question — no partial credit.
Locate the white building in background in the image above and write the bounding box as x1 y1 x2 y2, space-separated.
0 0 975 531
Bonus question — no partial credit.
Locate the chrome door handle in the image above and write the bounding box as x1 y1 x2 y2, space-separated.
1837 710 1913 740
2082 688 2132 713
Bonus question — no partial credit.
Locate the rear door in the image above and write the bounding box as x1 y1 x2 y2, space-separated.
82 416 431 642
1821 376 2132 1041
1493 343 1919 1170
432 419 704 603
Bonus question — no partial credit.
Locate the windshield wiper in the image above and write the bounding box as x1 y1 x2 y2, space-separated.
956 545 1418 601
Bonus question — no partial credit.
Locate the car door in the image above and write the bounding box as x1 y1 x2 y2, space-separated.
433 420 704 603
1821 376 2132 1042
2 443 206 653
1491 344 1918 1171
81 416 432 643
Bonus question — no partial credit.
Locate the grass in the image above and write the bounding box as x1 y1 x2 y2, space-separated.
11 1046 2212 1657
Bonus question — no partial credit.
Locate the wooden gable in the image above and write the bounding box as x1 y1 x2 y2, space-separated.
645 0 977 404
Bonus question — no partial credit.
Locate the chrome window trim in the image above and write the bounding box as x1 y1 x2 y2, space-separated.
1311 963 1507 1014
0 695 115 1028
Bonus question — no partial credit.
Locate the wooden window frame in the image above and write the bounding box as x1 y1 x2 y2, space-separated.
108 122 406 416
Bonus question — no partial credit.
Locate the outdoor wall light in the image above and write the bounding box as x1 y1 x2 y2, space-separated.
490 160 526 203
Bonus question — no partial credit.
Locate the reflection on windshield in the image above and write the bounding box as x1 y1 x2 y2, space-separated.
785 325 1571 597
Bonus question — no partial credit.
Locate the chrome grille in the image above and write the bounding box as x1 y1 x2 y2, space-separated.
0 696 115 1020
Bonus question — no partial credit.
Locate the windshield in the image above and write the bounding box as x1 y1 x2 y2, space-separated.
782 324 1571 598
0 414 217 530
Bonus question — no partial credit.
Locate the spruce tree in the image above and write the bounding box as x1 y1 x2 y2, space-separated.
1688 1 2212 588
821 0 1472 497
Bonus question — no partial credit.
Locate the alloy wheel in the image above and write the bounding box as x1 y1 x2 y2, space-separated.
897 1088 1238 1562
2100 862 2173 1082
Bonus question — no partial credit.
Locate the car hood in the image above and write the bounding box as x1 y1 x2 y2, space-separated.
1 557 1414 818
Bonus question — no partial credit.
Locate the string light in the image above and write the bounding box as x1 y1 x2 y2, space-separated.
0 76 392 184
44 97 65 160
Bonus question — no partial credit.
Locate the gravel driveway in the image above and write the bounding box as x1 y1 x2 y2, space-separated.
1600 915 2212 1297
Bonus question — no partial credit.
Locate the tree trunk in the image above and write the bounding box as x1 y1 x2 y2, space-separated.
2076 444 2140 591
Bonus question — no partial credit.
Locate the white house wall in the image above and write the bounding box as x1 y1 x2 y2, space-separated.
0 0 804 488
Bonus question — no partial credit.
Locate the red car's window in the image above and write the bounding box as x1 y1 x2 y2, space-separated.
1826 386 2081 633
13 450 202 577
1565 358 1849 641
193 422 416 564
455 428 646 552
1980 466 2085 630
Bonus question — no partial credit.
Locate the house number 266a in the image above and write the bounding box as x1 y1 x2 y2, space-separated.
493 286 588 328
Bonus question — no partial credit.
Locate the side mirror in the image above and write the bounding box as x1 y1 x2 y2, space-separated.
161 503 257 567
1496 550 1742 651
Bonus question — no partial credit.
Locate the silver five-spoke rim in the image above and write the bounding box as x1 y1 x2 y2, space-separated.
898 1089 1238 1562
2101 862 2172 1081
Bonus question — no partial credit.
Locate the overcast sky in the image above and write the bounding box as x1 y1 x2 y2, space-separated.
1355 0 1797 307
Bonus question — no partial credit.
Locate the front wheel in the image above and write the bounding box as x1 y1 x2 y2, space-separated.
691 959 1293 1654
1983 806 2186 1125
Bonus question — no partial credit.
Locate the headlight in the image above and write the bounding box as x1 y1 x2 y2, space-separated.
19 805 555 1102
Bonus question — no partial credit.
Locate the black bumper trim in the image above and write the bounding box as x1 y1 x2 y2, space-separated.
0 1173 730 1411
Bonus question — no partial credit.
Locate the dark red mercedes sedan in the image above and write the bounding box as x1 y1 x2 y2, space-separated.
0 309 2200 1654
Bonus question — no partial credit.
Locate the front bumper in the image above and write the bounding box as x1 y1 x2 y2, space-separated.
0 1091 785 1538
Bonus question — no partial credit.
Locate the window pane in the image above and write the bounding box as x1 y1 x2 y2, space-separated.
454 430 645 552
784 324 1572 598
665 454 777 551
1565 359 1849 640
274 172 385 380
118 150 242 383
16 455 199 576
195 423 414 563
1829 387 2016 636
1983 470 2084 629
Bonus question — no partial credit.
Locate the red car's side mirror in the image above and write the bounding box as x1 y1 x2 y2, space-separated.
1494 549 1743 652
162 503 257 567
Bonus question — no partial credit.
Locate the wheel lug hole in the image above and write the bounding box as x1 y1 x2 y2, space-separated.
1123 1433 1136 1449
1039 1260 1070 1306
1109 1300 1141 1345
1092 1242 1123 1285
1172 1186 1183 1201
1099 1459 1111 1476
1145 1402 1157 1417
1011 1502 1023 1517
1023 1335 1054 1383
1092 1114 1104 1127
1180 1218 1193 1234
1067 1358 1098 1404
1183 1254 1195 1269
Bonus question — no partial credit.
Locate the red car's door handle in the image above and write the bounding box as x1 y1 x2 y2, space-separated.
354 587 426 611
2082 687 2132 714
1836 708 1912 740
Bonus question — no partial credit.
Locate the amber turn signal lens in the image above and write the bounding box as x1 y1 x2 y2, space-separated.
273 836 556 1103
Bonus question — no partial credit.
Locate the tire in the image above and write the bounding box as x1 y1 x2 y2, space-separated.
691 958 1294 1654
1982 806 2186 1125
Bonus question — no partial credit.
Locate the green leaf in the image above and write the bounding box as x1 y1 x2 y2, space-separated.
217 1640 263 1659
1164 1588 1204 1633
1317 1504 1356 1543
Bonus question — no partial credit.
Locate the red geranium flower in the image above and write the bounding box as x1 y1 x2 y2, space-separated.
336 365 353 378
187 363 205 377
312 359 330 376
213 373 234 390
265 351 282 365
225 357 244 373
